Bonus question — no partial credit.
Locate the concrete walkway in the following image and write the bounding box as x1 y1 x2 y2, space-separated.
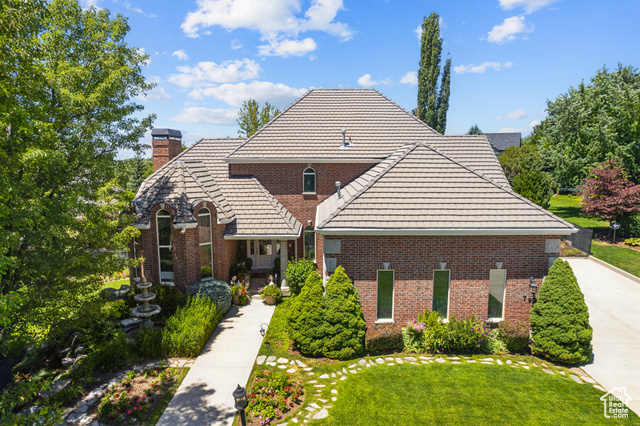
157 294 275 426
566 258 640 415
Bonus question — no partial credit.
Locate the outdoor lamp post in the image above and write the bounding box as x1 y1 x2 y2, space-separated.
260 323 269 348
529 277 538 303
233 384 248 426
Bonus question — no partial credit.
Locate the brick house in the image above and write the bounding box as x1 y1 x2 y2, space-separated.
131 89 575 327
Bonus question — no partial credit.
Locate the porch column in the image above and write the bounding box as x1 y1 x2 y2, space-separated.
280 240 290 296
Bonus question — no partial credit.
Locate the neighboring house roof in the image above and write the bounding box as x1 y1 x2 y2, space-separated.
484 132 521 152
134 138 302 238
316 141 576 235
226 88 509 187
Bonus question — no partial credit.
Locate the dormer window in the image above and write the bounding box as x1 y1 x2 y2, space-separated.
303 167 316 194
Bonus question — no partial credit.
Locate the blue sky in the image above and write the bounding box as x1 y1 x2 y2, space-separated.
80 0 640 158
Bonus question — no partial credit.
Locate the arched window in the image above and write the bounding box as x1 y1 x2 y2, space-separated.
303 167 316 194
156 210 174 283
198 208 214 280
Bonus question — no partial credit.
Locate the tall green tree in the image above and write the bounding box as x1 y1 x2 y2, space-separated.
499 145 554 208
417 12 451 134
536 64 640 188
0 0 153 353
466 124 483 135
237 99 280 137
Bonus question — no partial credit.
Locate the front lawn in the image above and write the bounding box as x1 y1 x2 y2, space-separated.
312 362 638 426
548 195 608 232
102 278 130 290
592 241 640 277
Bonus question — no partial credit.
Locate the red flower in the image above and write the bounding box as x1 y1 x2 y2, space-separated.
128 410 132 415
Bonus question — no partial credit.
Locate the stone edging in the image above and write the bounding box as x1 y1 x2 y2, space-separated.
257 354 604 425
586 256 640 285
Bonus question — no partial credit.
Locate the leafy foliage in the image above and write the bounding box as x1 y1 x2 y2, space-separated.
284 258 316 296
237 99 281 137
162 296 222 357
530 259 593 364
498 320 530 353
321 266 367 359
536 64 640 187
0 0 154 355
365 323 404 355
286 272 326 357
186 279 232 314
499 145 554 208
417 12 451 134
90 332 130 373
466 124 483 135
620 212 640 238
133 328 163 359
580 160 640 221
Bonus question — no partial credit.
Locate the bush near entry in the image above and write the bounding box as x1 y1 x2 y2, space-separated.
286 272 326 357
284 258 316 296
530 259 593 364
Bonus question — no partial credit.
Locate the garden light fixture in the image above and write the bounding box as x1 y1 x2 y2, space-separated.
233 384 248 426
259 323 268 337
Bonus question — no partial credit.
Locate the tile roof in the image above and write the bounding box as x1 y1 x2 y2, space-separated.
316 142 575 234
226 88 509 186
134 139 302 238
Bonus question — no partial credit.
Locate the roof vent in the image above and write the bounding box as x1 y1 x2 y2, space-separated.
336 181 342 199
340 129 352 149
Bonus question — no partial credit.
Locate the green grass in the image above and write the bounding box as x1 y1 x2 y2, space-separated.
592 241 640 277
313 363 639 426
548 195 609 232
102 278 130 290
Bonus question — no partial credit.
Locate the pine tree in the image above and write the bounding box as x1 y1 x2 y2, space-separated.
466 124 483 135
286 271 326 357
321 266 366 359
237 99 281 137
530 259 593 364
417 12 451 134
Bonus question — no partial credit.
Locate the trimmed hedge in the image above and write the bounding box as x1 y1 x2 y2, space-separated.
530 259 593 364
186 279 232 314
498 320 530 353
620 212 640 238
285 258 316 296
321 266 367 359
366 323 404 355
286 271 326 356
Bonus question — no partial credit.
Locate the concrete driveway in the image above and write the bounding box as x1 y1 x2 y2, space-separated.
565 258 640 415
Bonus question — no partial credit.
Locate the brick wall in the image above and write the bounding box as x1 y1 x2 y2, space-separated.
323 234 559 327
132 202 236 290
152 138 182 172
230 162 373 267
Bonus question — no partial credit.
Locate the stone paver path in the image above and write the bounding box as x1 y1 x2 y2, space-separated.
157 294 275 426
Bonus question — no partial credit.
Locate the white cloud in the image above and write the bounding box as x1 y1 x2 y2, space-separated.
169 59 261 88
138 86 171 101
497 127 526 133
530 119 541 128
487 16 533 44
499 0 560 13
499 109 527 120
357 74 381 87
181 0 352 57
79 0 100 9
172 50 189 61
190 81 308 107
414 25 422 40
400 71 418 85
172 107 238 125
137 48 151 66
231 39 243 49
453 61 513 74
258 37 317 57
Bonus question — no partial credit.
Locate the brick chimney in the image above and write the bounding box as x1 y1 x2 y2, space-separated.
152 128 182 172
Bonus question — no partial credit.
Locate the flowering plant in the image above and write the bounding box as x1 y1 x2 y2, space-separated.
247 370 304 425
230 285 249 305
259 284 282 300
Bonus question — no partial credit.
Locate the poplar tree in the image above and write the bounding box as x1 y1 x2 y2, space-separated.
237 99 280 137
417 12 451 134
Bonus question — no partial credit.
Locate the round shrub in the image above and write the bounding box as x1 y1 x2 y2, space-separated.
287 271 326 356
366 323 404 355
321 266 366 359
620 212 640 238
285 258 316 296
498 320 530 353
530 259 593 364
186 279 232 314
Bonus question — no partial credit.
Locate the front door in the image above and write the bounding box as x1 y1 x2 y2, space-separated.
247 239 281 270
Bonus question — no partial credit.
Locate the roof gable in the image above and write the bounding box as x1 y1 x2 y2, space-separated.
316 142 575 234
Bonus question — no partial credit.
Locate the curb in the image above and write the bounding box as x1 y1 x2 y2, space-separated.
584 256 640 285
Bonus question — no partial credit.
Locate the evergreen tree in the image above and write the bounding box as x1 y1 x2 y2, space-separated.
237 99 281 137
286 271 326 357
417 12 451 134
126 149 153 194
530 259 593 364
321 266 366 359
499 145 554 208
466 124 483 135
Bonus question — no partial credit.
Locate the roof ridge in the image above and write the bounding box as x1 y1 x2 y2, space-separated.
317 143 417 228
180 160 234 221
372 89 440 135
225 89 315 159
